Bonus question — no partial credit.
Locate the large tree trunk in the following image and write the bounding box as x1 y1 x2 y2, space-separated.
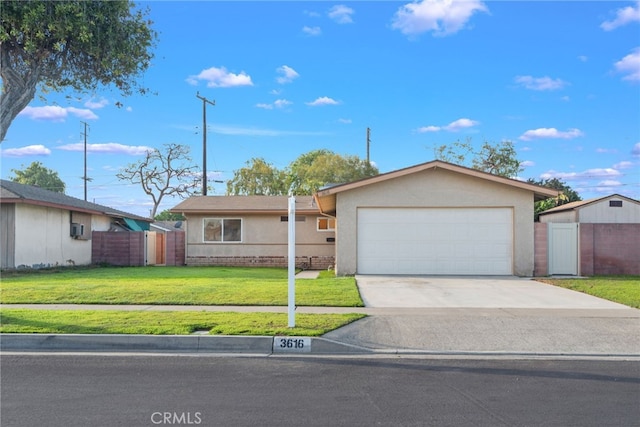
0 49 39 143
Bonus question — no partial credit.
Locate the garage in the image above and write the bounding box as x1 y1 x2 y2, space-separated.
356 207 513 275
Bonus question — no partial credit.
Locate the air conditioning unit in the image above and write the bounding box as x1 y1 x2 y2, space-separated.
70 223 84 238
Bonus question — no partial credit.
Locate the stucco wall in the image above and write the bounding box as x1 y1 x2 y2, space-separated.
539 210 576 223
14 204 92 268
335 168 535 276
183 213 335 266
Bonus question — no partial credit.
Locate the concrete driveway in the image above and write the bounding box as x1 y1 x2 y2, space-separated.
355 275 629 309
321 275 640 354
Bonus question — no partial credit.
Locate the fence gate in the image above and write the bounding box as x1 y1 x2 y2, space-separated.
548 223 578 275
145 231 157 266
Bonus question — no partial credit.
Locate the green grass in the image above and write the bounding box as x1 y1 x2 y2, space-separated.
0 266 363 307
0 309 366 336
538 276 640 308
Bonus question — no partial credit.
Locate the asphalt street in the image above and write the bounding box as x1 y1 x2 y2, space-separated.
2 354 639 427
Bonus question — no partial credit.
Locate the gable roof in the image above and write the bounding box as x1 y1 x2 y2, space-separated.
539 193 640 216
0 179 151 222
314 160 560 215
170 195 319 215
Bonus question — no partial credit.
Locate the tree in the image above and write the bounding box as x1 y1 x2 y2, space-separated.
528 177 582 221
286 149 379 195
0 0 157 142
10 161 66 193
116 143 200 218
433 139 522 178
154 210 185 221
226 158 288 196
226 150 379 196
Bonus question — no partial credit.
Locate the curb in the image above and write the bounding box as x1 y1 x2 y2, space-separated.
2 334 639 360
0 334 373 355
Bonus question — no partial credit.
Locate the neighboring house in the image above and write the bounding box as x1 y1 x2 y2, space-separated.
170 195 335 269
538 194 640 224
536 194 640 276
172 161 558 276
314 160 558 276
0 179 152 269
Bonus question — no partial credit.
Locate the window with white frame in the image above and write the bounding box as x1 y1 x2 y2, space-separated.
203 218 242 242
317 217 336 231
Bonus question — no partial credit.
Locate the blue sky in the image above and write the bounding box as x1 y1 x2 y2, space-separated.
1 0 639 218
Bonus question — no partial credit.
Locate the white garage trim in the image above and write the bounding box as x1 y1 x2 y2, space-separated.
356 207 513 275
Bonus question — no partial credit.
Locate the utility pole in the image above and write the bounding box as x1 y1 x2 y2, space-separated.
81 121 89 200
196 92 215 196
366 127 371 165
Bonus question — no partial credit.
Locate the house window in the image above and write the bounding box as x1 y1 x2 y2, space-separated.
317 217 336 231
203 218 242 242
609 200 623 207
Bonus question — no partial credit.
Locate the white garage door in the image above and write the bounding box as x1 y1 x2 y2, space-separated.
357 208 513 275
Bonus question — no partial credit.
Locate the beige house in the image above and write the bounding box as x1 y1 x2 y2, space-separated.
0 179 152 269
315 161 558 276
170 195 336 269
172 161 558 276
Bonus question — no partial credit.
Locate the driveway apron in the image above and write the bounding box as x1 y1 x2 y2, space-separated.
322 276 640 355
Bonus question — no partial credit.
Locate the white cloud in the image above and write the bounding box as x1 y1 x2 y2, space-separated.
84 97 109 109
302 26 322 36
328 5 355 24
519 127 584 141
256 99 292 110
418 117 479 133
596 148 618 154
1 144 51 157
57 143 152 155
578 55 588 62
338 118 352 124
208 124 329 137
597 180 622 187
391 0 488 37
274 99 292 108
514 75 568 91
541 168 621 181
305 96 340 106
18 105 98 122
633 142 640 157
601 1 640 31
186 66 253 88
417 125 441 133
444 118 479 131
614 47 640 82
614 160 634 169
520 160 535 168
276 65 300 84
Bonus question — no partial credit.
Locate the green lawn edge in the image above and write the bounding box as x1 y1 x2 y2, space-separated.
0 309 367 336
537 276 640 309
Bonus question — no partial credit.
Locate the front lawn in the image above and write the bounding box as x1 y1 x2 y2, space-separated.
537 276 640 308
0 309 366 336
0 266 363 307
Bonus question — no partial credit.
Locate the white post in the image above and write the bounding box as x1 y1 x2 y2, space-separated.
287 196 296 328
